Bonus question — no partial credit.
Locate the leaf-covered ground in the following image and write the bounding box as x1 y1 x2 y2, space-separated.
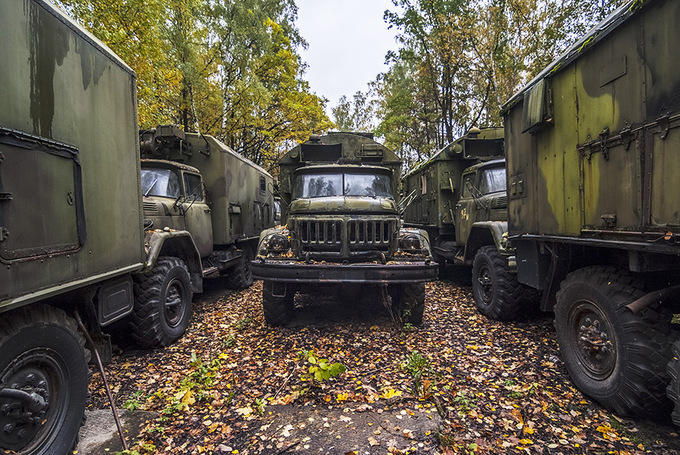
89 271 680 454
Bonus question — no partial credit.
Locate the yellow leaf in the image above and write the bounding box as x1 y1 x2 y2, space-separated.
336 393 349 402
519 438 533 445
380 388 403 399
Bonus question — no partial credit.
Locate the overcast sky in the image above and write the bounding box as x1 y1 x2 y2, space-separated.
295 0 400 111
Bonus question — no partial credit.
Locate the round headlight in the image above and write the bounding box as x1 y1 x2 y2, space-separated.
268 233 290 252
399 234 421 251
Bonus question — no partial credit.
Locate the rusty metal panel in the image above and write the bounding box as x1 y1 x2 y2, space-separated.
0 0 143 304
178 134 275 244
505 0 680 240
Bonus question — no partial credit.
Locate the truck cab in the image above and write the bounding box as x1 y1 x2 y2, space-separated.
141 159 214 257
252 132 438 325
454 159 508 254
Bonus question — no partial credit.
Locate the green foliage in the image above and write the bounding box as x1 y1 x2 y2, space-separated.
222 334 236 347
377 0 627 171
331 91 376 132
52 0 332 172
233 317 254 331
123 391 146 411
254 398 266 416
402 350 438 398
298 349 346 384
157 350 227 416
453 390 477 412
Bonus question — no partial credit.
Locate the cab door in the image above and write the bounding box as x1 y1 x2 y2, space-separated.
182 171 213 258
454 171 478 245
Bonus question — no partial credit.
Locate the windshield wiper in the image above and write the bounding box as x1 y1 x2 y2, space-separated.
144 178 159 197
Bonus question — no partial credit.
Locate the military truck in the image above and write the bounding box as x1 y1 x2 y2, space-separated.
0 2 273 452
495 0 680 423
139 125 275 292
401 128 533 319
0 1 145 452
252 132 438 325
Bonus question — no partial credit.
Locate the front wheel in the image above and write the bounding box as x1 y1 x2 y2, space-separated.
132 256 193 348
471 246 525 321
0 306 89 454
262 281 294 326
227 247 254 290
555 266 672 418
390 283 425 325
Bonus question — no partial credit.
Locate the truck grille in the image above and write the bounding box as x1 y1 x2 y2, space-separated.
297 218 395 256
348 220 392 248
299 220 343 251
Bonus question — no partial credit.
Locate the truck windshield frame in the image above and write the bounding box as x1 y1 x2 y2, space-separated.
293 172 393 199
141 168 181 199
478 167 506 194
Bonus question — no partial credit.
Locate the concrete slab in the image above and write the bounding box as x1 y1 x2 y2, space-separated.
75 409 155 454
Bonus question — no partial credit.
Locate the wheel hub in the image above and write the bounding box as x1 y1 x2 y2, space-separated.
164 278 185 327
477 267 493 303
573 307 616 380
0 366 51 450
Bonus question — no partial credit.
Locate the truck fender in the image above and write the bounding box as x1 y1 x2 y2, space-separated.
464 221 508 262
144 230 203 293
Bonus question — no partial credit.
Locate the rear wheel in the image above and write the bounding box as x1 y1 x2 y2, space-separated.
390 283 425 325
472 246 525 321
555 266 672 418
262 281 294 326
132 256 193 348
227 247 254 290
0 306 89 454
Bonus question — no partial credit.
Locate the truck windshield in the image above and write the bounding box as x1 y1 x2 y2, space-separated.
141 168 181 198
478 168 505 194
294 173 392 199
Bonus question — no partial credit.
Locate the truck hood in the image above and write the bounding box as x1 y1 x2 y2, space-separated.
290 196 397 215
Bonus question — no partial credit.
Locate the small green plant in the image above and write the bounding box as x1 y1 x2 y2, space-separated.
453 390 477 412
116 441 155 455
401 322 416 333
123 391 146 411
298 349 346 384
255 397 266 416
233 317 254 331
402 350 437 398
222 334 236 347
161 351 226 415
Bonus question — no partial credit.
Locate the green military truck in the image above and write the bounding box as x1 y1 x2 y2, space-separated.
497 0 680 423
252 132 439 325
0 2 274 453
0 1 143 452
401 128 533 319
139 125 275 292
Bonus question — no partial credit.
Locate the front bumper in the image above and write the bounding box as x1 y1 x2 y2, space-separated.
251 259 439 284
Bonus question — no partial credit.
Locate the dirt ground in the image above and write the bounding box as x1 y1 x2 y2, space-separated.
82 270 680 454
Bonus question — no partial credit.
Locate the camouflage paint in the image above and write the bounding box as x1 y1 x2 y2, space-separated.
504 0 680 244
164 134 275 245
0 0 143 307
402 128 505 235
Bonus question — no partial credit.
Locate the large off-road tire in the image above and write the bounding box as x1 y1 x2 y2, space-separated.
390 283 425 325
666 340 680 425
472 246 525 321
555 266 673 419
0 306 89 454
262 281 294 326
227 247 254 290
132 256 193 348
